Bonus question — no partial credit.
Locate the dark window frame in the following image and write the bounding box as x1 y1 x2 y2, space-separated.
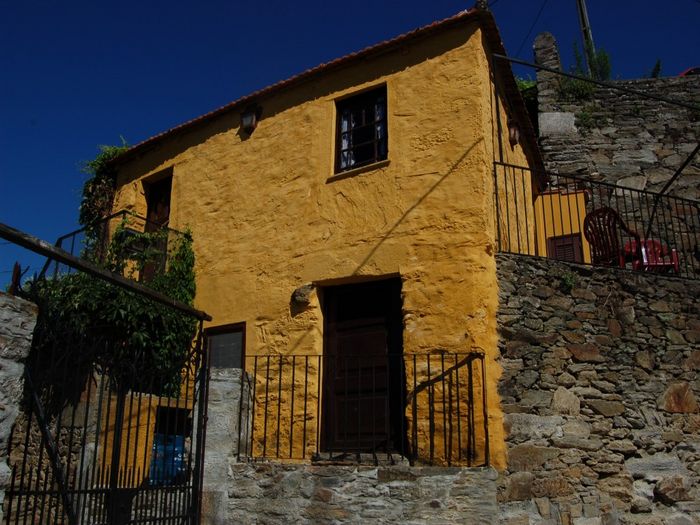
205 322 246 369
335 86 388 173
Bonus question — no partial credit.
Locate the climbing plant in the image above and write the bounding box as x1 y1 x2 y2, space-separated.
516 77 538 133
23 224 197 402
79 142 129 250
22 146 198 407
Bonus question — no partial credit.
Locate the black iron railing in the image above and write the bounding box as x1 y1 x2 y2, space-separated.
494 162 700 278
0 221 210 525
236 352 489 467
40 210 185 280
6 347 208 525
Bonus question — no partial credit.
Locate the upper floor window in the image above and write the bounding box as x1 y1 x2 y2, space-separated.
335 86 388 173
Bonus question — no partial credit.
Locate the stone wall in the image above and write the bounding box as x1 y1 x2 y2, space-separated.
0 292 37 521
214 463 497 524
201 367 252 524
534 32 700 200
496 254 700 525
201 367 498 524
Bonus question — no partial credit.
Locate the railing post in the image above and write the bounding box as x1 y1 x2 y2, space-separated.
481 356 490 467
192 321 209 525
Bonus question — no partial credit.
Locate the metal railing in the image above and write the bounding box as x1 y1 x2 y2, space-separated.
494 162 700 278
0 221 211 525
40 210 185 280
236 352 489 467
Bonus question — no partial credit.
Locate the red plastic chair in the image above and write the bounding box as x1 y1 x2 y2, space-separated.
583 207 642 268
583 207 679 273
626 239 680 274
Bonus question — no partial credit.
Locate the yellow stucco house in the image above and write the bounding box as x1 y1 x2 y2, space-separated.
109 6 546 471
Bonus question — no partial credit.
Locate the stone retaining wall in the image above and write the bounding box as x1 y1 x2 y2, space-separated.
534 32 700 200
209 463 497 524
0 292 37 522
201 366 499 524
497 254 700 525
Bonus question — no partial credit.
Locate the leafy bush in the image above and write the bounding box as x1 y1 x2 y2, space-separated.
574 104 606 134
23 212 197 407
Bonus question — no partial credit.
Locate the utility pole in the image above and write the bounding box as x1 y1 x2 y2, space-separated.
575 0 597 77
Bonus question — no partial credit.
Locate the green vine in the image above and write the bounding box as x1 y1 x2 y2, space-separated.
21 143 197 410
23 226 197 404
79 142 129 243
516 77 538 132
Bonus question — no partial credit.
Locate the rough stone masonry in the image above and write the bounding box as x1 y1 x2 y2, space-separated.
0 292 37 522
201 366 500 524
215 464 498 525
534 32 700 201
497 254 700 525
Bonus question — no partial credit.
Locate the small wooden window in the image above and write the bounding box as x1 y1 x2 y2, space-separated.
206 323 246 369
335 86 388 173
144 176 172 230
547 234 584 263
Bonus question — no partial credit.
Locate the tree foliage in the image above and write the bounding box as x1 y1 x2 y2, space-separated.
559 42 612 101
24 225 197 403
22 145 197 409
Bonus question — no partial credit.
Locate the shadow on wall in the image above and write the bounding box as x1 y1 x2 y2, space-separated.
352 138 484 275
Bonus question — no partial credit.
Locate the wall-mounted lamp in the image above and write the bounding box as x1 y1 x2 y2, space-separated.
508 119 520 147
241 105 262 135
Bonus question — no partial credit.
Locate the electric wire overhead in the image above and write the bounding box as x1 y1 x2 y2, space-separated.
515 0 549 57
493 54 700 112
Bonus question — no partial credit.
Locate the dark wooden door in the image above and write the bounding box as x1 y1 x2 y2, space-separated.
142 177 172 281
322 279 404 454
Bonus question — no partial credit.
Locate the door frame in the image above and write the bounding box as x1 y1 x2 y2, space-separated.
320 277 405 455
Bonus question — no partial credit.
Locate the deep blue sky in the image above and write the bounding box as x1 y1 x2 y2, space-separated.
2 0 699 283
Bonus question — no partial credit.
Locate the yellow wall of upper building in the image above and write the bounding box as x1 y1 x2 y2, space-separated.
535 191 591 263
113 21 538 470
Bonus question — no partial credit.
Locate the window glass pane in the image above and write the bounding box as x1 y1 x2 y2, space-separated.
352 125 373 146
353 143 375 165
335 86 387 173
208 329 244 368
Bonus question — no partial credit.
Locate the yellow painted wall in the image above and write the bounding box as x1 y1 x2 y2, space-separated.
535 191 591 262
99 392 158 486
113 21 539 470
480 42 536 468
484 44 537 258
99 393 194 487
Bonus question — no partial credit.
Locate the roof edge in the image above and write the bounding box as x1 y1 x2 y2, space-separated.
112 6 544 177
112 8 481 166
